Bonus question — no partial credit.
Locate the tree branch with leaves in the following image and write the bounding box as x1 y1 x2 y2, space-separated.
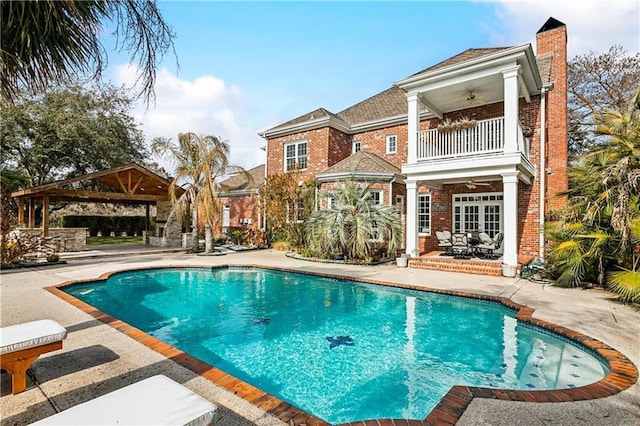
1 0 177 105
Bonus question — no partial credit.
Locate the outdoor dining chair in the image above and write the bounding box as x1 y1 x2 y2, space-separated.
450 233 470 258
436 230 453 255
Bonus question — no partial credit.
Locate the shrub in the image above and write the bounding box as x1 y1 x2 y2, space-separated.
272 241 290 251
61 215 152 236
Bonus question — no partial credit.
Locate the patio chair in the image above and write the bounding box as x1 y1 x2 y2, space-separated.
0 319 67 394
31 375 218 425
493 232 504 250
476 232 497 258
450 233 470 258
436 230 453 255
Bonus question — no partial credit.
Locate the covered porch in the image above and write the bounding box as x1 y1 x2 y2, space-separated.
395 45 542 277
404 162 534 277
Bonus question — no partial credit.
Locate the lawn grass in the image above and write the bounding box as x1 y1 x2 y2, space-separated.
87 236 143 245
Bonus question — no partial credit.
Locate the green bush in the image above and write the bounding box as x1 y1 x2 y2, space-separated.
61 215 154 236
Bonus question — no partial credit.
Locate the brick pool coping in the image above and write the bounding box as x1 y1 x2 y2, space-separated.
46 264 638 426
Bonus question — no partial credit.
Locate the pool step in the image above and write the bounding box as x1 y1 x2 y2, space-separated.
409 255 503 276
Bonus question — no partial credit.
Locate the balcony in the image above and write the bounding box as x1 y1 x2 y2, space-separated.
416 117 529 162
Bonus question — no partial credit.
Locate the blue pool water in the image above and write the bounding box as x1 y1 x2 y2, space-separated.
64 267 608 423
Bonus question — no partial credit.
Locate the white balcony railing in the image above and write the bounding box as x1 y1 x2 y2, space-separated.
417 117 529 161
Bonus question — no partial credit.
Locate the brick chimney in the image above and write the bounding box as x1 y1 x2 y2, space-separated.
536 17 568 212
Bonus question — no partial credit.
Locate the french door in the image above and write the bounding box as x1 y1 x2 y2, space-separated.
453 193 503 238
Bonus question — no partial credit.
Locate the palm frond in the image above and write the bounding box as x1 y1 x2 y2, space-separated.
607 269 640 303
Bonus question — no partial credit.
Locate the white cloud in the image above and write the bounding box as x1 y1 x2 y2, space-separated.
490 0 639 57
112 64 266 174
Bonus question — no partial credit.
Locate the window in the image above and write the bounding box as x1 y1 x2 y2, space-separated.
284 141 307 171
352 140 361 154
369 190 382 205
418 194 431 234
386 134 397 154
286 202 304 223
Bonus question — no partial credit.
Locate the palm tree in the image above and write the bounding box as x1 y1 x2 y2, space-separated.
548 88 640 302
304 181 403 261
151 133 247 252
1 0 175 104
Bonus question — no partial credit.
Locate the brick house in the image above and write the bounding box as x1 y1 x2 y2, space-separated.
257 17 568 276
216 164 265 235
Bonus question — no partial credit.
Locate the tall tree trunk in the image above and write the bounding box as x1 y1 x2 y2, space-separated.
191 206 199 252
205 223 213 254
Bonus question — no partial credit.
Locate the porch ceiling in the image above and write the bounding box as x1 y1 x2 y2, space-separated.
419 74 503 115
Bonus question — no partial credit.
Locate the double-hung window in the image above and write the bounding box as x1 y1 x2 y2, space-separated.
352 140 361 154
418 193 431 235
285 141 307 171
386 134 397 154
369 190 382 206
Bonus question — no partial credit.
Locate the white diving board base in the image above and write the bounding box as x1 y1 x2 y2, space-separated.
31 375 218 426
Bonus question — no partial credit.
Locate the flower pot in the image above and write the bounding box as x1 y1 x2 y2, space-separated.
396 256 408 268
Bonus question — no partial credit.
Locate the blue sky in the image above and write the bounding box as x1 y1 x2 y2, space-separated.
106 0 640 173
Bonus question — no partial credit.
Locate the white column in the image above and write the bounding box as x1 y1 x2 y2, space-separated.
502 171 519 277
407 92 420 164
405 180 418 256
502 66 521 153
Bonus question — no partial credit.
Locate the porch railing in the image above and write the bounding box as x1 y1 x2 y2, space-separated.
417 117 520 161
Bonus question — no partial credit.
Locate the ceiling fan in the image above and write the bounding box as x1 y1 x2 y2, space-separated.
465 179 491 189
465 89 487 106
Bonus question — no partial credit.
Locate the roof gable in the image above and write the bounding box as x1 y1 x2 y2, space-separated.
262 107 339 134
316 150 401 181
337 86 410 125
407 47 514 78
11 164 178 203
219 164 265 193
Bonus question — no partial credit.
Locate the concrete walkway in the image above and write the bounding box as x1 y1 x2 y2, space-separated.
1 249 638 425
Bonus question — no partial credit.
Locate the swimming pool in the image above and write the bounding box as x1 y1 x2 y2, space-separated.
59 266 614 423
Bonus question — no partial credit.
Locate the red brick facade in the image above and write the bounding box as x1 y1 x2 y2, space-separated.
218 193 260 232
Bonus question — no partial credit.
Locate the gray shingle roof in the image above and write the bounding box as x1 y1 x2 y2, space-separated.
263 107 342 134
336 86 409 125
219 164 265 193
408 47 514 78
316 150 401 179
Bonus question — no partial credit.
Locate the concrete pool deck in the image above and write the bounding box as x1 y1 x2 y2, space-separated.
1 249 638 425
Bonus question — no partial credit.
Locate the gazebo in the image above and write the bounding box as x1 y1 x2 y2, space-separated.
10 164 177 249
